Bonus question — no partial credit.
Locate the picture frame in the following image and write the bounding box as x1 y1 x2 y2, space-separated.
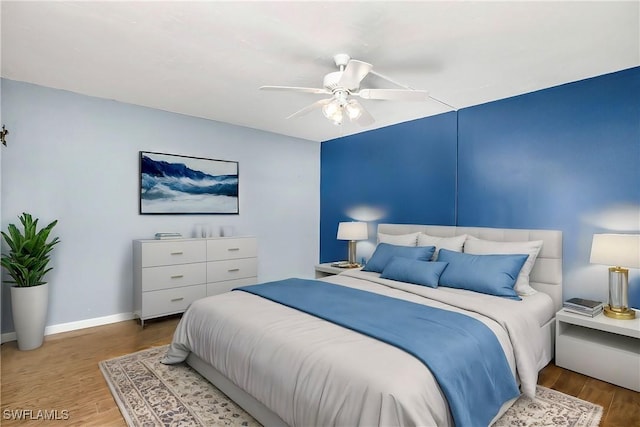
139 151 239 214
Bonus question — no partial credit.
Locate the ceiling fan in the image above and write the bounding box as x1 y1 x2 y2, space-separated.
260 54 433 126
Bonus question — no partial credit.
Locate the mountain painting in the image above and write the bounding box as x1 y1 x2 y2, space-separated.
139 152 239 214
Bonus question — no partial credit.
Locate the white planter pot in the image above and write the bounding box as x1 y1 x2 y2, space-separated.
10 283 49 351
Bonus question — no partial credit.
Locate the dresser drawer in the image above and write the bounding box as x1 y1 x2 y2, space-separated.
141 240 206 267
207 238 257 261
207 258 257 282
206 277 258 296
141 284 206 318
141 263 206 292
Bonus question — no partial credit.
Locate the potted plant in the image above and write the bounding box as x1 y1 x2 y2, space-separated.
1 213 60 350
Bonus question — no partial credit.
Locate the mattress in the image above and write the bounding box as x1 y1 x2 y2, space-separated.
164 269 553 426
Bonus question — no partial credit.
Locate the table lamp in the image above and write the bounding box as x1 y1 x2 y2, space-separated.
590 233 640 320
337 222 368 266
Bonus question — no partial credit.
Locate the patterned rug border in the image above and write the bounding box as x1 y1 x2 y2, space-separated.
101 345 604 427
100 345 257 427
99 359 137 427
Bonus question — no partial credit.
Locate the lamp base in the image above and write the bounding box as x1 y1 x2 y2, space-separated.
604 305 636 320
347 240 358 265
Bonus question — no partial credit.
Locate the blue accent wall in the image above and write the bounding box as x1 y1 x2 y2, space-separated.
457 67 640 306
320 67 640 308
320 112 458 263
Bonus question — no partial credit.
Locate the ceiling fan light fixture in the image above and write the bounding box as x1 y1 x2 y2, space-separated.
328 108 343 125
322 99 344 125
322 99 339 117
345 100 362 121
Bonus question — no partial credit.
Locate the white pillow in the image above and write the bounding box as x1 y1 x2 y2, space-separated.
464 238 543 296
417 233 467 260
377 232 420 246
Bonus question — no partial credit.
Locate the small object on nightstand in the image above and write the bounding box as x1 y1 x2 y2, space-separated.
315 262 361 279
563 297 604 317
330 261 361 268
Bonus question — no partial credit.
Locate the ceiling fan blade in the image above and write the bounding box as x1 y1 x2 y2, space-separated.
286 98 332 119
338 60 373 90
351 101 375 126
357 88 429 101
260 85 330 95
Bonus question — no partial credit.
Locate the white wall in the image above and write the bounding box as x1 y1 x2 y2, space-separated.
1 79 320 333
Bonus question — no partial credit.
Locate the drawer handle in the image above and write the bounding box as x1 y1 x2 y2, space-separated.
228 268 240 272
171 251 184 255
171 297 184 302
170 275 184 279
227 248 240 251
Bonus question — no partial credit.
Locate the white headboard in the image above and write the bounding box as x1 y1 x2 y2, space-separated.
377 224 563 312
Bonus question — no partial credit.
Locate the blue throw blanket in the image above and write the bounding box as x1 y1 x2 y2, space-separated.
235 279 519 426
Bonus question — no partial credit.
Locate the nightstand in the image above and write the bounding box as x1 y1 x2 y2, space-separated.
314 263 359 279
555 309 640 391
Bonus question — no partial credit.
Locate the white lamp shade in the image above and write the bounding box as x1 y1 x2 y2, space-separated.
337 222 368 241
590 234 640 268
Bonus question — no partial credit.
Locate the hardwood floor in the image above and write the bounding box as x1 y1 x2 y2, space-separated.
1 317 180 426
1 317 638 426
538 363 639 427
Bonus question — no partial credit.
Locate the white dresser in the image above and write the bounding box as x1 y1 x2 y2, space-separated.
133 236 258 326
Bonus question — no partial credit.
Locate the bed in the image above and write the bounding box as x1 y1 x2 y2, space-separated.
163 224 562 426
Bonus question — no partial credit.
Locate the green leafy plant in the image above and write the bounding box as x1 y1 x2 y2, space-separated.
1 213 60 287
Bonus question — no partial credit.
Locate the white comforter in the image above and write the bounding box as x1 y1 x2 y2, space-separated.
164 270 548 426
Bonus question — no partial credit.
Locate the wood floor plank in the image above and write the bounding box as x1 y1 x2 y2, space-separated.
550 367 589 397
1 315 637 425
579 378 617 425
537 363 563 387
604 387 640 427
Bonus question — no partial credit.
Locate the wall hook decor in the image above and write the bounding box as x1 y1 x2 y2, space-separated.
1 125 8 146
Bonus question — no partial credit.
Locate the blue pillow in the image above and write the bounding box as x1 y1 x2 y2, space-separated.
381 257 449 288
362 243 435 273
437 249 527 300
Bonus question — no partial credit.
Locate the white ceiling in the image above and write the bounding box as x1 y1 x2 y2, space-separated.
2 1 639 142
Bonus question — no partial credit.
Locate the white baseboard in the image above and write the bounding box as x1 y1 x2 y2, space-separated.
1 312 136 344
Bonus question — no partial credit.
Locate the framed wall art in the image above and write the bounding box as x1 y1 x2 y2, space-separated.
139 151 239 214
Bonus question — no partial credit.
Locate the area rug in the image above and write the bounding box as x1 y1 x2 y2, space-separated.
100 345 603 427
